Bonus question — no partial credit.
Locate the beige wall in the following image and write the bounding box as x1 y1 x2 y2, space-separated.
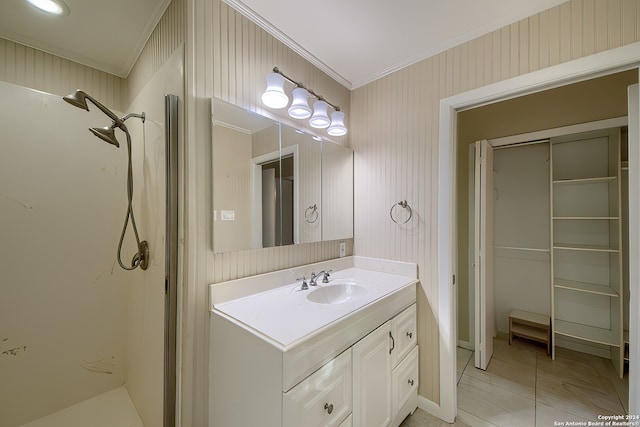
456 70 638 343
127 0 185 104
0 37 126 111
351 0 640 405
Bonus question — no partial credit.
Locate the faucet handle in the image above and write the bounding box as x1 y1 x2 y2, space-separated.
322 270 333 283
296 276 308 290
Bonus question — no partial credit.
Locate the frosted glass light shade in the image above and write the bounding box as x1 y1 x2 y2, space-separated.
327 111 347 136
309 101 331 128
262 73 289 109
288 88 312 119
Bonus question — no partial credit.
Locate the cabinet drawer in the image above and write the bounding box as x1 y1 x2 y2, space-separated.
283 349 352 427
391 304 417 367
392 346 418 417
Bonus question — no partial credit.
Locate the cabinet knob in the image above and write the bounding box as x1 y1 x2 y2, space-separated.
408 379 414 386
406 331 413 339
324 403 334 414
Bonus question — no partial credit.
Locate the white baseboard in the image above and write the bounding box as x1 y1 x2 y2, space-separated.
555 336 611 359
418 395 454 423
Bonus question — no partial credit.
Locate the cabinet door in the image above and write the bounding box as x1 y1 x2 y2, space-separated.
352 322 393 427
391 304 417 367
283 349 352 427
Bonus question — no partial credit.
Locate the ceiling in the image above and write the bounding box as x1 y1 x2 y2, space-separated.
0 0 568 87
225 0 568 89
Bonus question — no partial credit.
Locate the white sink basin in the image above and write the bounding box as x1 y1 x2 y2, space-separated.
307 282 368 304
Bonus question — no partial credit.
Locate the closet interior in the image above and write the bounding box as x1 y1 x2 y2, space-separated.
490 124 629 379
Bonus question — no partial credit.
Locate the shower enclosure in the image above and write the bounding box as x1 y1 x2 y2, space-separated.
0 75 179 425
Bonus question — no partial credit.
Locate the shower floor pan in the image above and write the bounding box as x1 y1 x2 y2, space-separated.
20 386 143 427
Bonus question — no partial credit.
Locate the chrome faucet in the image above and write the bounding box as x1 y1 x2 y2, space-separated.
310 270 332 286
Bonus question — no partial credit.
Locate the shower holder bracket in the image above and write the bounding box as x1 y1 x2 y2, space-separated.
138 240 150 270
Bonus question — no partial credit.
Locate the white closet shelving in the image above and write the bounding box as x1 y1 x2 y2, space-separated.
550 128 624 378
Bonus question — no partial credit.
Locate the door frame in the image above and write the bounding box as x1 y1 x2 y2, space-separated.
251 144 300 248
437 41 640 422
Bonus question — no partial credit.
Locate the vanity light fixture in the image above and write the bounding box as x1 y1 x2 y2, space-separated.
26 0 70 15
261 67 348 136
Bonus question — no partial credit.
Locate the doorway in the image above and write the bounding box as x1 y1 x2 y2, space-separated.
437 45 640 422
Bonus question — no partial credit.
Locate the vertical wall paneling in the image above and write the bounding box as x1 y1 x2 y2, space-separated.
351 0 640 407
127 0 185 104
0 38 125 111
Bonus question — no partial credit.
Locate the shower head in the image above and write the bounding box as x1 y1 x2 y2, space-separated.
63 90 89 111
63 89 121 123
89 126 120 147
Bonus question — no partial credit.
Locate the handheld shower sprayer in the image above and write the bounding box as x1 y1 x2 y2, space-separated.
63 89 149 271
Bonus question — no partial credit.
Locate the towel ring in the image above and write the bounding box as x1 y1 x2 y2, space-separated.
305 204 319 223
390 200 412 224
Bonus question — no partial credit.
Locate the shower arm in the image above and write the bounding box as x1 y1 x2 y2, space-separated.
82 93 122 125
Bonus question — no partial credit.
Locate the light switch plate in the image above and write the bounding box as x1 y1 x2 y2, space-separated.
221 210 235 221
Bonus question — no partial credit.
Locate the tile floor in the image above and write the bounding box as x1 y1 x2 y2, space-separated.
400 334 628 427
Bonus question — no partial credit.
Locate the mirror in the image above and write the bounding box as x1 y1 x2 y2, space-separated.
211 97 353 253
322 142 353 241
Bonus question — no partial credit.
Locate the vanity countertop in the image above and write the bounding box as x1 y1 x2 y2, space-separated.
212 261 417 351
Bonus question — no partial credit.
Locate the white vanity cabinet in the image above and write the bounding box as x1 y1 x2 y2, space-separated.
352 304 418 427
209 261 418 427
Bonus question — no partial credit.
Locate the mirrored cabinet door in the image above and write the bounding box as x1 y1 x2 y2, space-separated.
212 98 281 252
211 97 353 254
280 124 322 244
322 142 354 241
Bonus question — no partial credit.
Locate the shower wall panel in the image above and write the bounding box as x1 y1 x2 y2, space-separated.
124 46 184 427
0 81 128 426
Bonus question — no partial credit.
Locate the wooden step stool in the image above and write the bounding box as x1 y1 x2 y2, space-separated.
509 309 551 355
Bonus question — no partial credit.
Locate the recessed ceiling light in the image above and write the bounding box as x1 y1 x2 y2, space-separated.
26 0 70 16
